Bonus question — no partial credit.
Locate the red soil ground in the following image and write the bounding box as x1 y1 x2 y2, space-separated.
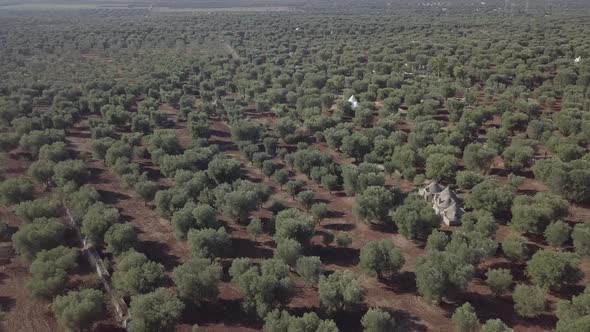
3 93 589 331
230 102 590 331
0 206 61 332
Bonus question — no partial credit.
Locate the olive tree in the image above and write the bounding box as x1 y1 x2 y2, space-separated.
361 308 396 332
341 133 371 162
52 289 104 331
12 217 65 260
128 288 184 332
526 250 582 290
295 256 323 286
274 170 289 188
26 246 78 301
112 251 165 296
15 198 63 223
452 302 479 332
513 284 546 318
415 251 474 304
172 258 222 305
426 230 450 252
296 190 315 211
135 180 158 204
230 258 294 318
311 203 328 223
391 195 440 240
359 240 405 278
353 186 395 225
263 310 338 332
52 159 89 188
336 232 352 247
481 319 513 332
510 192 568 234
208 157 241 184
172 203 219 241
81 203 120 247
104 223 137 255
28 160 56 186
485 269 513 296
0 177 34 205
425 153 457 184
503 145 534 172
274 239 303 266
247 217 263 240
463 143 496 174
572 223 590 257
556 287 590 332
274 209 316 249
187 227 231 258
318 270 364 314
544 221 572 247
466 180 514 217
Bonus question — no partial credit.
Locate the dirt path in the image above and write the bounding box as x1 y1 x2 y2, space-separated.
63 204 128 323
66 119 189 269
221 38 240 60
67 117 266 332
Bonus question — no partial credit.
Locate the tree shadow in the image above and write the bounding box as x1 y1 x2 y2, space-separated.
0 225 18 241
140 166 164 182
88 166 106 178
327 210 346 218
118 213 134 223
67 130 91 139
333 303 367 332
229 238 273 260
316 245 359 267
243 174 263 184
517 189 539 196
97 189 130 205
209 128 231 138
383 271 417 294
137 240 181 271
550 284 585 301
450 291 557 331
92 323 126 332
390 309 428 332
0 296 16 311
370 222 395 234
182 298 263 330
322 223 355 232
485 261 527 283
315 197 331 204
213 140 238 152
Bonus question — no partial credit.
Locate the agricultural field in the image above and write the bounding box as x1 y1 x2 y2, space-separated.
0 1 590 331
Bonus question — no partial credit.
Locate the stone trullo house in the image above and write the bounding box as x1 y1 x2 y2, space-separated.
418 181 463 226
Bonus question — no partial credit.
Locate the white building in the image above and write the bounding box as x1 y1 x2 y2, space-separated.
348 95 360 110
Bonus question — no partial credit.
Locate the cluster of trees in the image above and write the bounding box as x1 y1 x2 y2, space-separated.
533 159 590 204
230 258 295 318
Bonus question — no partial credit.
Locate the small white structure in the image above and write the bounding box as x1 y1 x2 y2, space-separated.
574 56 581 64
419 181 463 226
348 95 360 110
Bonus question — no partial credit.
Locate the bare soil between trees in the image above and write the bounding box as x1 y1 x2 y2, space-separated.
2 102 590 332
